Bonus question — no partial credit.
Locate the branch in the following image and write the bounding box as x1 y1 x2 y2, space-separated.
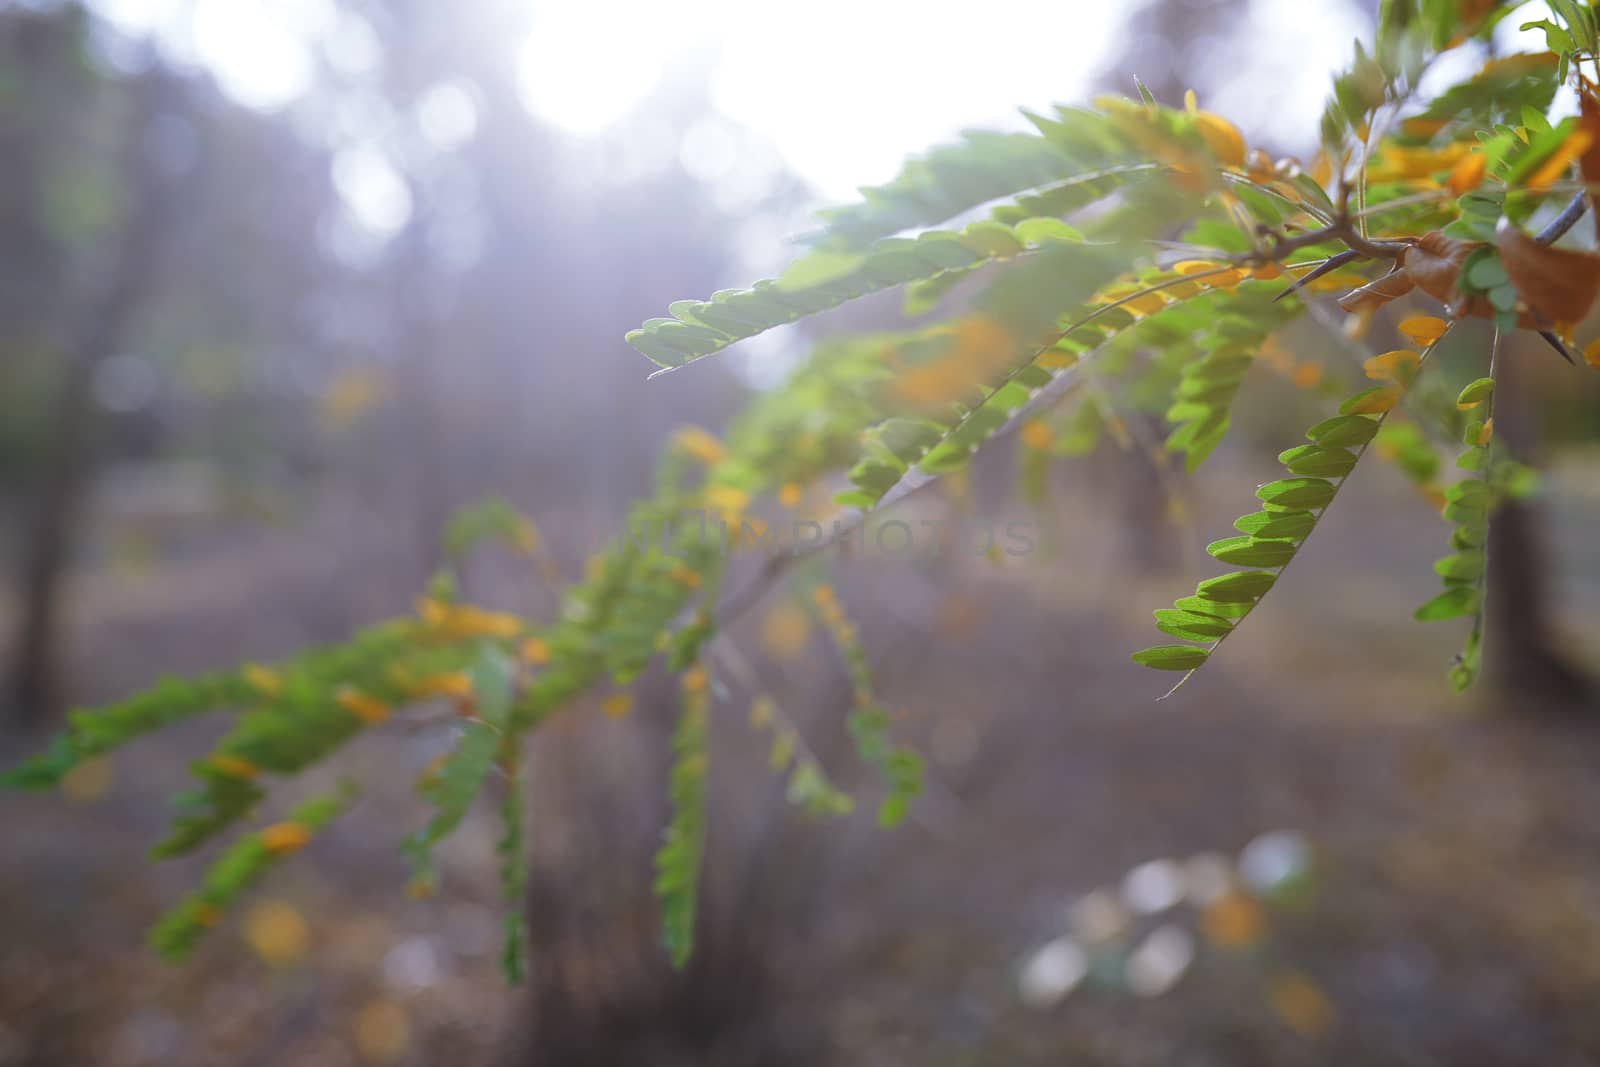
1536 192 1588 246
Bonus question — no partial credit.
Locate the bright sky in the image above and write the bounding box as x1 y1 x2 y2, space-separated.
80 0 1559 241
84 0 1392 201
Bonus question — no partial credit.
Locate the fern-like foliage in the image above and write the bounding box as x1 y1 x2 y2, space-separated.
654 668 711 969
13 0 1600 984
406 647 516 880
1134 329 1453 691
150 782 358 961
809 585 923 828
498 745 530 985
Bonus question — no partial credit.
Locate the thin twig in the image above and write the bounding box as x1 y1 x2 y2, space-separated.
1536 191 1588 244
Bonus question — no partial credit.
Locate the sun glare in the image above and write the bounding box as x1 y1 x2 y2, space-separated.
515 4 692 137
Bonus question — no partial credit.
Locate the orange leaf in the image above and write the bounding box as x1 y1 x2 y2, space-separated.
261 822 312 855
1020 420 1053 450
1363 349 1421 384
1397 315 1448 346
1584 338 1600 369
1447 150 1486 196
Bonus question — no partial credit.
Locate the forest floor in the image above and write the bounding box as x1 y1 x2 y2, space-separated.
3 444 1600 1067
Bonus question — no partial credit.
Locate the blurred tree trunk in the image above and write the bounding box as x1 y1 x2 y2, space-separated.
1483 345 1594 709
7 76 176 727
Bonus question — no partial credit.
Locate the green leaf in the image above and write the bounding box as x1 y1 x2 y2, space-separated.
497 755 529 985
1446 479 1489 506
1305 414 1380 448
1206 536 1299 567
444 497 536 562
1466 254 1509 290
1340 387 1400 415
1434 551 1486 582
149 783 357 962
1415 587 1482 621
654 692 708 969
1013 217 1084 245
1449 628 1483 693
1256 477 1337 509
1456 377 1494 407
1233 510 1316 540
1131 644 1211 671
1174 595 1253 619
1277 445 1358 478
1196 570 1278 603
808 129 1089 249
776 249 866 290
1154 608 1234 641
407 648 516 873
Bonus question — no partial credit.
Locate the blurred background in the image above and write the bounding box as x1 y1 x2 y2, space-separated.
4 0 1600 1063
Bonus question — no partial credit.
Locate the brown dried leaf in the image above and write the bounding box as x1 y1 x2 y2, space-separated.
1401 231 1478 304
1496 219 1600 326
1580 87 1600 241
1336 264 1415 314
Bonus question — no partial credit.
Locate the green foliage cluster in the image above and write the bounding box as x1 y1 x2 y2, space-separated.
10 0 1600 980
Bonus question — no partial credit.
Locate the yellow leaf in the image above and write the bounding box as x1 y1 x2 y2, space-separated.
1347 386 1401 414
319 367 386 430
778 482 804 508
761 601 813 659
1020 420 1053 450
1173 259 1224 275
417 599 522 640
1036 347 1077 371
337 687 390 726
512 518 541 555
1586 337 1600 369
1526 129 1596 189
682 667 709 694
354 997 411 1064
242 664 282 697
672 426 726 465
1475 418 1494 446
411 672 473 700
602 692 633 719
1201 892 1265 948
60 755 114 805
1397 315 1448 347
1269 970 1336 1038
1194 111 1247 168
243 899 310 967
1307 271 1365 292
705 484 750 515
1363 349 1421 384
520 636 550 664
1291 363 1323 390
260 822 312 855
209 755 260 780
